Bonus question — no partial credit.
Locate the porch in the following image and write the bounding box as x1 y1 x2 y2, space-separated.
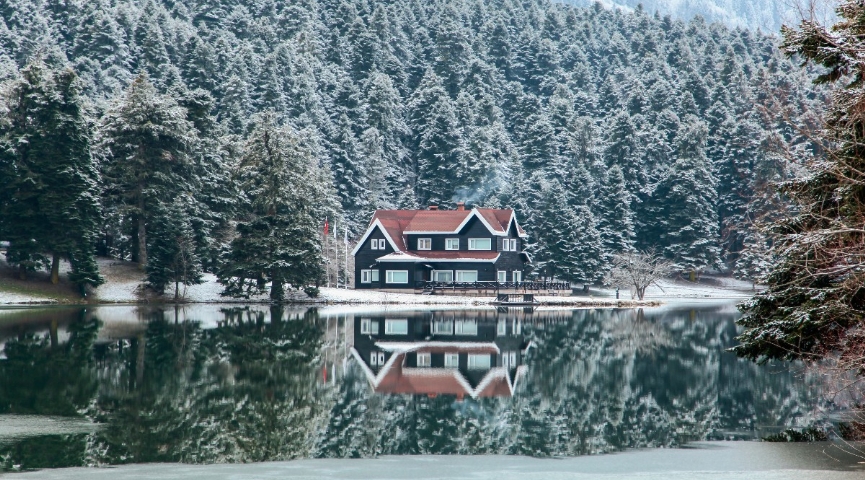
419 280 571 295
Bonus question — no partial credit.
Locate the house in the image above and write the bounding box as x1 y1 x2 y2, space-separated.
351 202 530 290
351 311 531 398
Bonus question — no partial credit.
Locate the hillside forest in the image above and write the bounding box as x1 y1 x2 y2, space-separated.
0 0 825 295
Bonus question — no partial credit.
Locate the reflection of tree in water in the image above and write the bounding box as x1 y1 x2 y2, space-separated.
1 307 329 470
0 310 99 416
317 308 824 458
89 306 327 464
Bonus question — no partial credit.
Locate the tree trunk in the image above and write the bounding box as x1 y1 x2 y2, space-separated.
18 264 26 281
174 281 179 301
137 184 147 270
271 271 284 302
689 270 696 282
50 253 60 284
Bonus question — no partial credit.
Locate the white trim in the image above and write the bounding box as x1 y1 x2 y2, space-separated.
375 252 500 263
497 270 507 282
350 219 401 256
432 270 453 282
374 341 500 353
445 238 460 250
416 352 431 367
454 209 502 236
417 237 431 250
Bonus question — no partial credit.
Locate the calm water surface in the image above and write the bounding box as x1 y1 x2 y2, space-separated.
0 302 859 475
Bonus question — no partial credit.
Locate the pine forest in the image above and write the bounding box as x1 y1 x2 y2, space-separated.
0 0 825 293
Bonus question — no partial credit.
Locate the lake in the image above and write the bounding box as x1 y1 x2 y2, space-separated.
0 302 862 478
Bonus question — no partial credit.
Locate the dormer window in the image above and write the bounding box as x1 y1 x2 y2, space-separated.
371 239 386 250
418 238 431 250
468 238 491 250
502 239 517 251
445 238 459 250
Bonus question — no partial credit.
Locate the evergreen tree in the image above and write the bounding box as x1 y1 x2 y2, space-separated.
0 59 103 288
218 112 326 301
145 197 203 298
100 73 196 269
654 119 720 274
596 164 636 255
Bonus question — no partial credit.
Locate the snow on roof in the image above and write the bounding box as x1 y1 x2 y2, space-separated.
374 251 501 263
351 207 527 256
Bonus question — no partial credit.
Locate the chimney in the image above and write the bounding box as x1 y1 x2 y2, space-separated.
456 201 465 211
429 205 438 210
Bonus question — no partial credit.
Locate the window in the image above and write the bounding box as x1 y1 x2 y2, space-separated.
497 271 507 282
360 318 373 334
432 270 453 282
416 352 431 367
510 239 517 251
497 320 506 336
502 351 517 369
468 238 491 250
513 271 522 282
417 238 431 250
444 353 459 368
455 270 478 282
385 319 408 335
361 269 379 283
468 354 491 370
370 351 385 366
502 238 517 251
454 320 478 335
371 238 386 250
445 238 460 250
386 270 408 284
432 320 453 335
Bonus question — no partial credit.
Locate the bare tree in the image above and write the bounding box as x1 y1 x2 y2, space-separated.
604 250 673 301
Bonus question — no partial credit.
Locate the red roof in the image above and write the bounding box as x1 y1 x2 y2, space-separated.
360 207 526 256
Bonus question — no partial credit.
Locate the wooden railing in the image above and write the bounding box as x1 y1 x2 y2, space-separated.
419 280 571 291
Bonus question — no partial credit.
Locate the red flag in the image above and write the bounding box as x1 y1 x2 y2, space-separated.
323 217 329 236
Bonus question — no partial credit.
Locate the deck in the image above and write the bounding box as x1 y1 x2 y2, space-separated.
419 280 571 295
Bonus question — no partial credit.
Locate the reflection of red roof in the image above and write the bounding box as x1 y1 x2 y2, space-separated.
350 346 527 399
358 208 526 255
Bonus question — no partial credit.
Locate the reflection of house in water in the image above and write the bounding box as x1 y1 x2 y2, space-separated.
351 310 533 398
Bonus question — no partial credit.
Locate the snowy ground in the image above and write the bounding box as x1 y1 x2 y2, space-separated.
4 442 863 480
0 257 757 306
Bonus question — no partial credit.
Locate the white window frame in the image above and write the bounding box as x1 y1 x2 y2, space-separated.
432 320 453 335
370 239 380 250
444 353 459 368
386 270 408 284
417 352 431 367
497 270 507 282
454 320 478 335
360 318 373 334
513 270 522 283
497 320 506 336
371 270 379 282
455 270 478 282
468 238 491 250
509 239 517 251
417 238 431 250
370 351 385 366
468 354 491 370
361 270 372 283
432 270 453 282
445 238 460 250
385 319 408 335
502 239 510 251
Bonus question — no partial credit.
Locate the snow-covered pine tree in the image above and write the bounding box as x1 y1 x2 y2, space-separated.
146 197 203 298
655 118 720 275
218 112 327 301
100 73 196 269
596 164 636 255
0 59 103 287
